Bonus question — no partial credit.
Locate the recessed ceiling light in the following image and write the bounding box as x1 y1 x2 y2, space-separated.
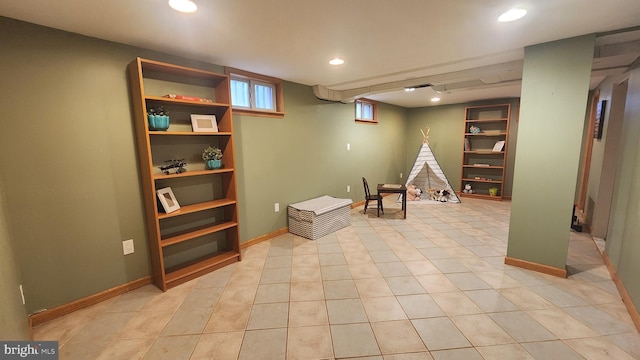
498 8 527 22
405 88 416 92
431 97 441 102
169 0 197 13
329 58 345 65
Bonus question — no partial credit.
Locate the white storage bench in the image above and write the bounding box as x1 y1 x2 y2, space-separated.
288 195 353 240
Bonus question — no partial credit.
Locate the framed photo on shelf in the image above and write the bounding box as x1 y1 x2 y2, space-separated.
156 187 180 213
190 114 218 132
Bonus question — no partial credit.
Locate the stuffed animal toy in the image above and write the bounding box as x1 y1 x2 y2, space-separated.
462 184 474 194
415 188 422 199
434 189 450 202
406 185 422 201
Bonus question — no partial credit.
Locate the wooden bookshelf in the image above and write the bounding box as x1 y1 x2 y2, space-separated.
461 104 510 200
128 57 241 291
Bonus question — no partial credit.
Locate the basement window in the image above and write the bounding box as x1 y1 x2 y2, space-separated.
227 67 284 118
355 99 377 123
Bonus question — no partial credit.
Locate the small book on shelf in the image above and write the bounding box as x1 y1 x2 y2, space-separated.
492 140 505 152
464 138 471 151
163 94 214 103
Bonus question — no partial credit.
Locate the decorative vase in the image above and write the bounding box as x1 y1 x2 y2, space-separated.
489 187 499 196
206 159 222 170
148 114 170 131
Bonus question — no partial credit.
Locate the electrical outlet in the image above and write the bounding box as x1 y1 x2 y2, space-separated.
400 172 403 178
123 239 135 255
347 185 350 192
275 203 280 212
347 143 350 151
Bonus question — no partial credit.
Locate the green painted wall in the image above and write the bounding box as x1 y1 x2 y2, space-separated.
405 99 519 196
605 65 640 310
507 35 595 269
234 84 407 241
0 17 157 313
0 17 406 314
0 172 30 339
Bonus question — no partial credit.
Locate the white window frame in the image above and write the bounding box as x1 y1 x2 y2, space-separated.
252 80 276 111
230 77 251 109
355 98 378 123
227 67 284 118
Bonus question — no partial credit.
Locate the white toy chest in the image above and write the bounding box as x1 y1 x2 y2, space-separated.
288 196 353 240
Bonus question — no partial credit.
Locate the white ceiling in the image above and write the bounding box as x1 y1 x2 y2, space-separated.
1 0 640 107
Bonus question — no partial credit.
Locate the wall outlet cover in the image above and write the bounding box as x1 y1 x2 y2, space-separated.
123 239 135 255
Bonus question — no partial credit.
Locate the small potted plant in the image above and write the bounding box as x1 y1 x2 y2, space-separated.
202 145 223 169
147 105 170 131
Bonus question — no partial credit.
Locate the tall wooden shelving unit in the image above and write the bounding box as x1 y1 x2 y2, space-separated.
460 104 510 201
128 58 241 291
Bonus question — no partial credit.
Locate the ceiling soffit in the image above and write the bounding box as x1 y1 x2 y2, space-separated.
314 32 640 106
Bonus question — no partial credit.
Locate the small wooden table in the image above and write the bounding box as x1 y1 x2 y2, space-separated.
377 184 407 219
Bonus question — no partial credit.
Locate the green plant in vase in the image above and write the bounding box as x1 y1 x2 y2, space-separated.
147 105 170 130
202 145 223 169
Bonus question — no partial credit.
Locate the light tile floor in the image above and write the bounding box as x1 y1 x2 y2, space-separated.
33 198 640 359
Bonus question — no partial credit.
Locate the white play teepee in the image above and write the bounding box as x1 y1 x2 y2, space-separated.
405 128 460 203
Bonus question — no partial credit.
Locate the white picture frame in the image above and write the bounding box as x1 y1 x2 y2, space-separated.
492 140 505 152
156 187 180 213
190 114 218 132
